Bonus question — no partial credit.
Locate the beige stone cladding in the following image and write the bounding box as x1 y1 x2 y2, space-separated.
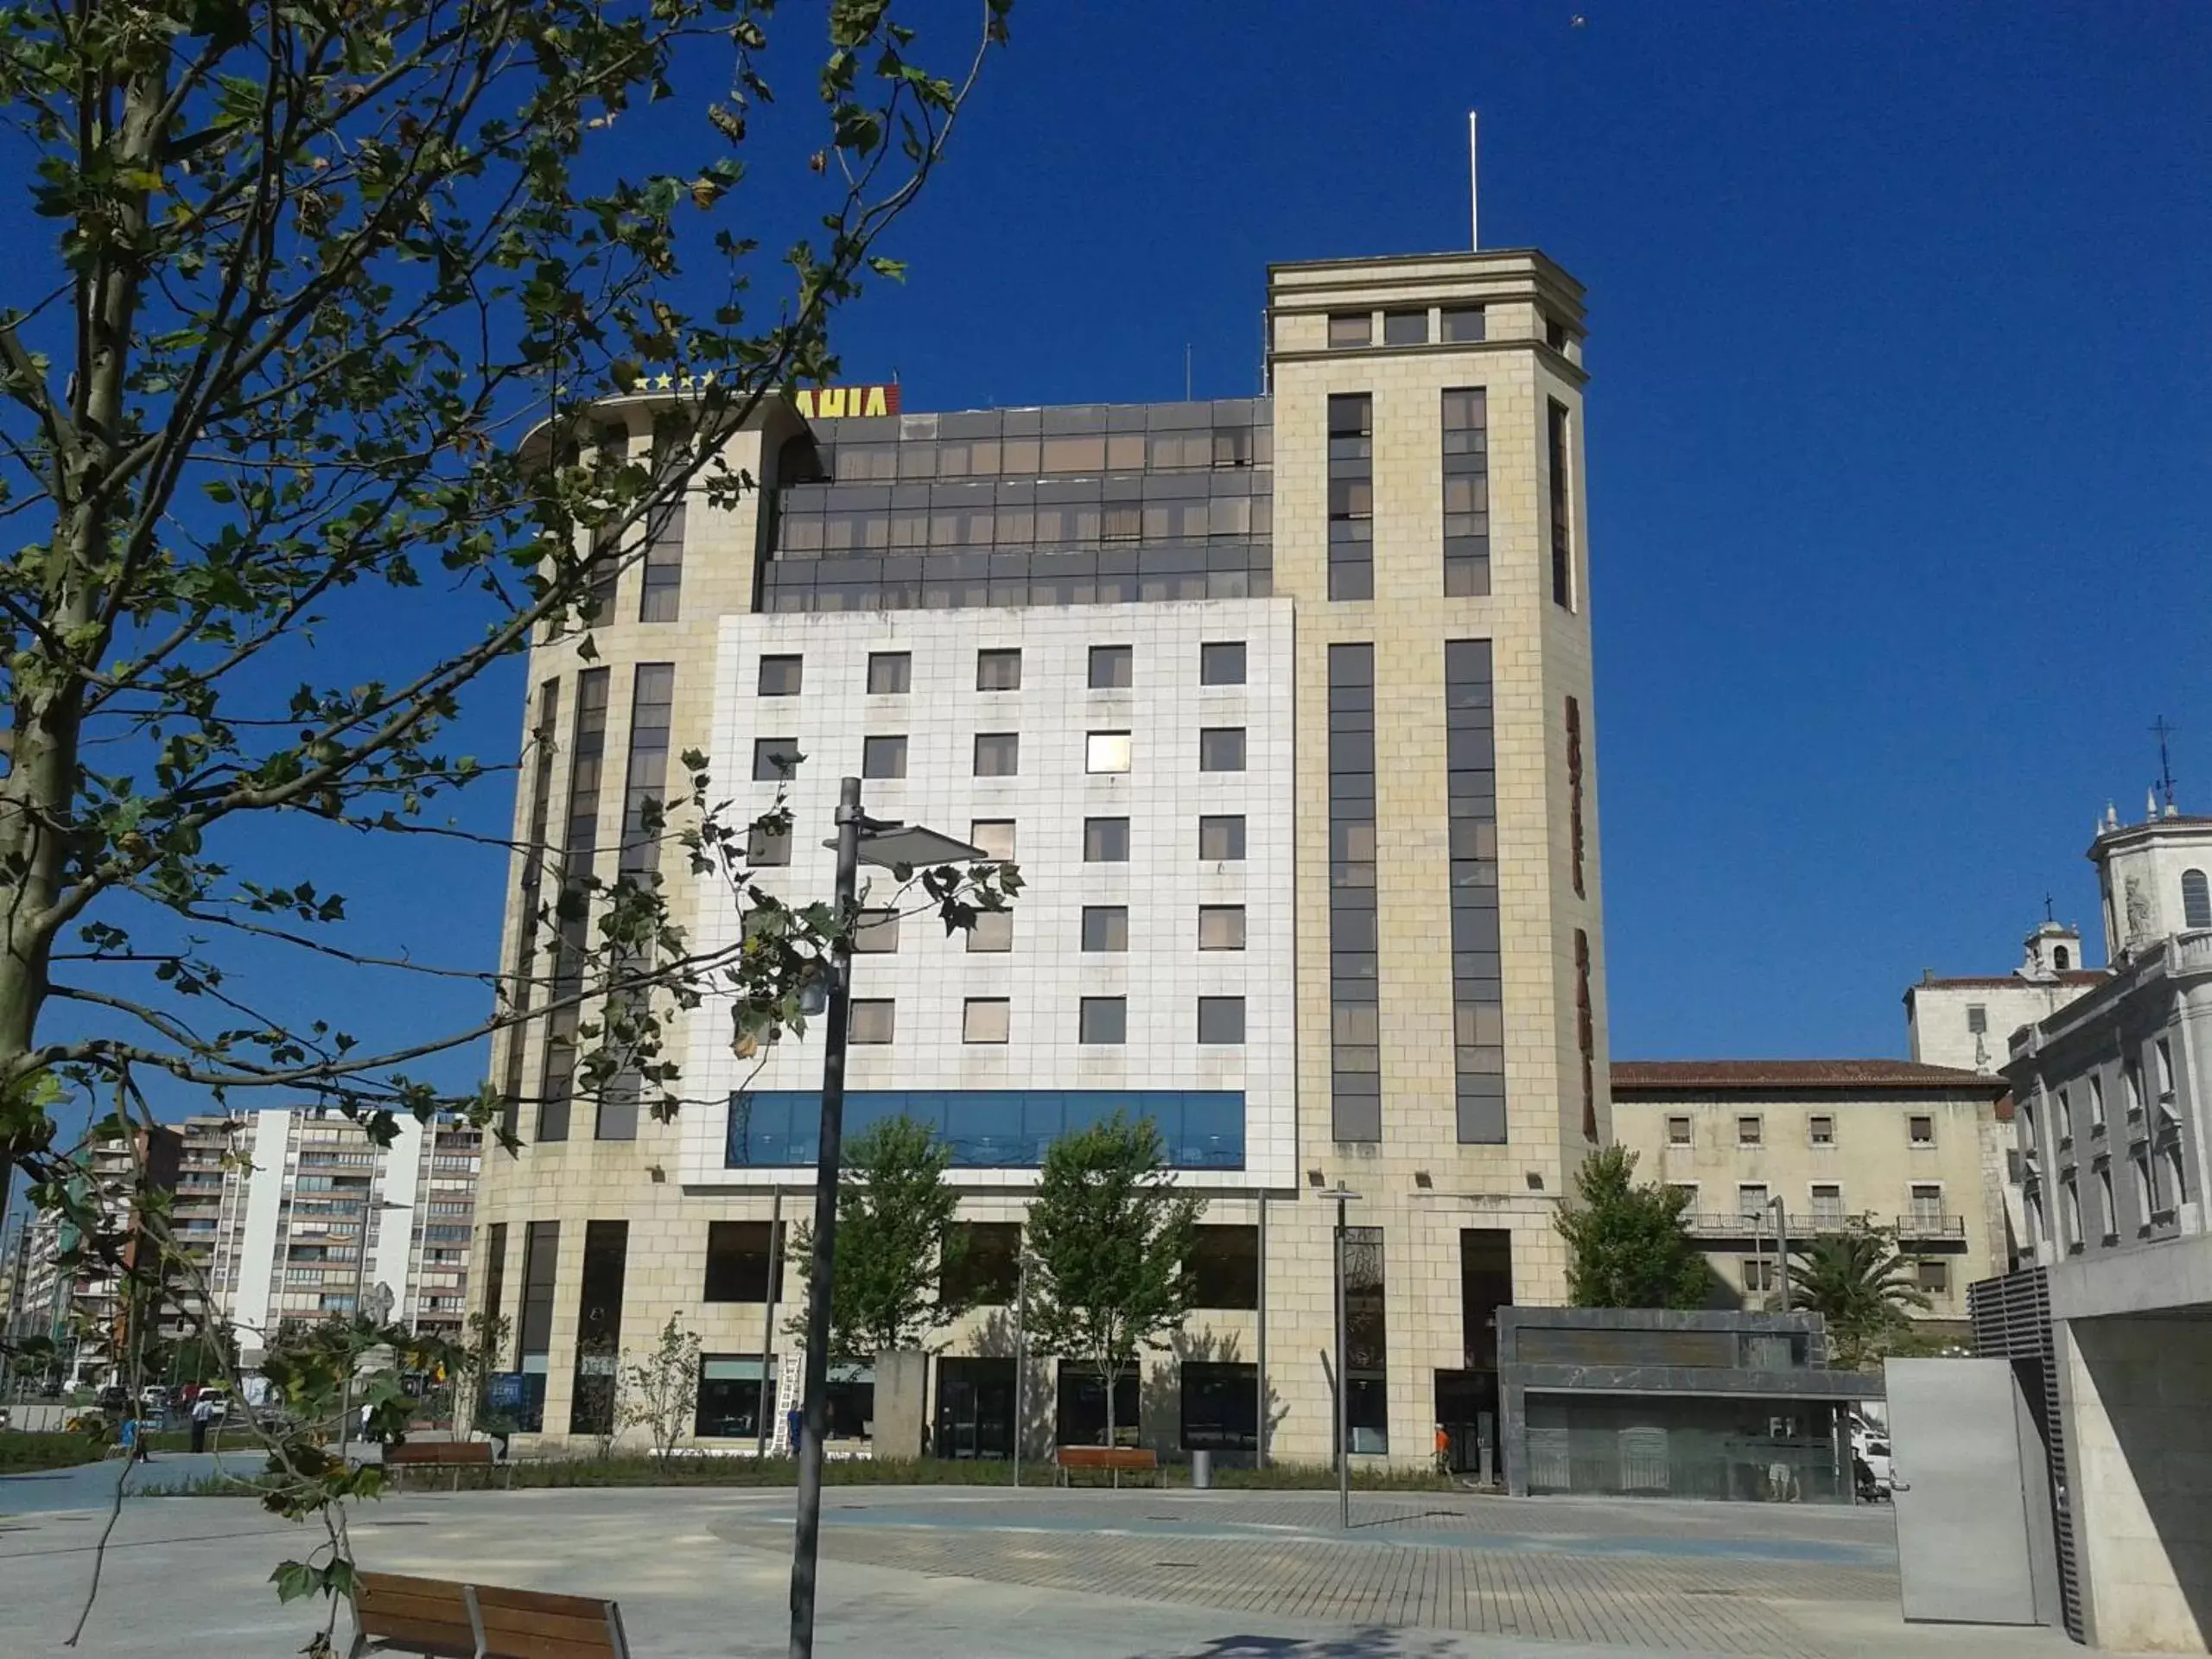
1611 1060 2009 1327
1262 250 1605 1463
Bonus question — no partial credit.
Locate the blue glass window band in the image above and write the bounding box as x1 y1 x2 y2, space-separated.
726 1089 1244 1171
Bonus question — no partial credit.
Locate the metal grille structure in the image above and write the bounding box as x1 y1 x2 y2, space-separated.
1969 1267 2082 1641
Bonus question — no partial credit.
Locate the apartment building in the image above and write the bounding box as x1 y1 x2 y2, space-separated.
1611 1059 2010 1330
475 243 1607 1470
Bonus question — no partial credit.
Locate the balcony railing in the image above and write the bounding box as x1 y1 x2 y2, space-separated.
1896 1212 1966 1239
1681 1211 1963 1240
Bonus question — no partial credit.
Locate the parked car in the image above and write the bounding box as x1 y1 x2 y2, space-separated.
139 1385 170 1416
95 1383 130 1414
196 1388 231 1422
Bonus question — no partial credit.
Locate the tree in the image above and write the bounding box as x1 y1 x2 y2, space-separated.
1786 1221 1931 1370
1554 1145 1713 1309
790 1113 963 1363
617 1313 701 1469
1023 1114 1205 1452
0 1 1014 1637
446 1310 512 1440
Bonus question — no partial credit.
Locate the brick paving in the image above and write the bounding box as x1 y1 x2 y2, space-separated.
711 1491 1900 1658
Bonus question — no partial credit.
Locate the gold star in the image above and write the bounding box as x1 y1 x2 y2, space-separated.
652 372 673 391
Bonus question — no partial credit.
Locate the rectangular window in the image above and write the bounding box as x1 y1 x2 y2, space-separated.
753 737 802 780
1445 640 1504 1143
1081 906 1128 952
1666 1116 1691 1146
758 655 804 696
1809 1115 1835 1146
1910 1183 1944 1227
1738 1183 1770 1217
1916 1259 1950 1294
537 669 610 1144
1442 388 1490 596
1086 731 1133 773
1084 817 1130 861
862 735 908 779
1079 997 1128 1045
1188 1225 1260 1309
500 679 562 1141
1198 996 1245 1045
1088 645 1133 689
2091 1074 2107 1128
480 1222 510 1356
1810 1184 1845 1226
1200 815 1246 861
518 1220 559 1371
1181 1361 1259 1452
1200 641 1247 685
1565 696 1586 899
849 1000 895 1044
568 1220 628 1435
1327 312 1372 348
696 1355 774 1439
868 651 912 694
1382 308 1427 345
2157 1037 2176 1105
1738 1116 1764 1146
639 498 685 621
963 998 1010 1045
1966 1003 1988 1034
1328 394 1374 601
2061 1178 2082 1250
1441 304 1487 343
967 910 1013 952
1198 728 1247 772
747 822 791 866
1743 1257 1777 1293
1909 1115 1935 1146
969 819 1016 861
1198 906 1247 950
973 733 1020 776
852 908 901 954
602 663 677 1138
1547 397 1574 609
976 648 1023 690
941 1222 1021 1306
1330 643 1381 1142
1344 1225 1388 1454
703 1220 779 1302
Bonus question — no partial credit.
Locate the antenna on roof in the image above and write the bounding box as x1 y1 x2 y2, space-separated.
2152 715 2179 814
1467 111 1480 250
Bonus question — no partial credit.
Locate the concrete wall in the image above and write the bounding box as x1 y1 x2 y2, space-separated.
2062 1313 2212 1651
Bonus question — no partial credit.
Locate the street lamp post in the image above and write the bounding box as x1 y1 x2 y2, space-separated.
1011 1247 1031 1489
788 778 986 1659
1768 1196 1792 1313
1316 1183 1360 1530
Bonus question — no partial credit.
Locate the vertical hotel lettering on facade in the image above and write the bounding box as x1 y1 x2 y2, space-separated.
477 246 1603 1465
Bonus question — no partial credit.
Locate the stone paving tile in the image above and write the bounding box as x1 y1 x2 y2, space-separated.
709 1491 1898 1659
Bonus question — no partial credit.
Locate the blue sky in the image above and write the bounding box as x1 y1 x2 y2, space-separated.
18 3 2211 1151
842 0 2208 1060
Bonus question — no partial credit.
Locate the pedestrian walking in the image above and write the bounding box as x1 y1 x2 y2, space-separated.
189 1392 213 1453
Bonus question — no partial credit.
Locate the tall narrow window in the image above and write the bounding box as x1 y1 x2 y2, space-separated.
586 427 629 621
1328 395 1374 601
480 1222 510 1363
1574 929 1595 1141
1344 1226 1388 1454
639 496 685 621
601 664 675 1141
1547 398 1574 609
1446 641 1505 1142
2184 868 2212 929
538 668 610 1142
1441 388 1490 596
1329 644 1380 1141
569 1220 629 1434
517 1221 559 1432
500 679 561 1140
1565 696 1586 899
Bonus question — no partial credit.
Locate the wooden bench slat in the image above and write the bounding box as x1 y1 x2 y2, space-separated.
474 1605 614 1643
385 1440 495 1465
479 1634 615 1659
353 1613 479 1657
474 1585 620 1618
359 1590 474 1627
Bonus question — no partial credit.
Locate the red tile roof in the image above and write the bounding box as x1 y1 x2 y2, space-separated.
1910 971 2107 991
1611 1058 2006 1092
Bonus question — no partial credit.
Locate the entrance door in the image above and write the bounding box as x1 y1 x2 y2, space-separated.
1887 1357 2048 1625
935 1357 1014 1459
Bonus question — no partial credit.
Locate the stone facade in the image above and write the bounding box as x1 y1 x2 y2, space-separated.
473 248 1606 1467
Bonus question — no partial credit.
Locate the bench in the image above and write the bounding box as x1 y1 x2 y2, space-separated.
380 1440 510 1491
1053 1445 1162 1489
350 1572 629 1659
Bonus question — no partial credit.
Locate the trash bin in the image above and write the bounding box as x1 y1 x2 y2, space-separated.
1191 1449 1212 1490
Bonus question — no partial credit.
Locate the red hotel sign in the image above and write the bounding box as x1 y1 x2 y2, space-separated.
792 383 900 419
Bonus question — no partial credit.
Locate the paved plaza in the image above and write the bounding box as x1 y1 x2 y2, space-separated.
0 1475 2104 1659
